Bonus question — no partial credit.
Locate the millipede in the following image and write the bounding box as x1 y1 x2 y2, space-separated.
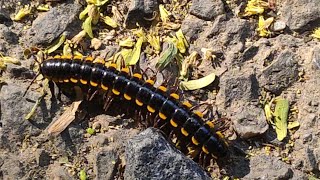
35 54 229 166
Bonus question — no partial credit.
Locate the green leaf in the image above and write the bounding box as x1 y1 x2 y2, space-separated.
86 127 95 135
156 42 178 71
45 33 67 54
79 6 89 20
274 99 289 141
79 169 87 180
180 72 216 90
83 16 93 38
288 121 300 130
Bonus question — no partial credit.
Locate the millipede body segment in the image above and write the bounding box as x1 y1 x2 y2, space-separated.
40 56 228 159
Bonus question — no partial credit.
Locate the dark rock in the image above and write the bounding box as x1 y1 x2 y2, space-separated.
94 148 119 180
258 50 299 94
0 24 18 44
0 83 43 151
279 0 320 32
124 128 210 180
216 71 259 108
0 9 11 25
125 0 158 29
312 46 320 70
27 2 82 46
190 0 225 21
35 149 51 167
181 15 206 42
7 65 35 79
231 105 268 139
244 155 292 179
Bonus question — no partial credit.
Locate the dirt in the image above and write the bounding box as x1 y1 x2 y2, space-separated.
0 0 320 179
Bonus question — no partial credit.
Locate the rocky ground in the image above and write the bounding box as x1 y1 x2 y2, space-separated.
0 0 320 179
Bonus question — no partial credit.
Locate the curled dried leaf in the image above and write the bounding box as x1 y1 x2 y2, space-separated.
88 4 100 24
119 37 135 48
91 38 102 50
102 15 118 28
180 72 216 90
72 30 87 44
179 51 198 80
201 48 216 61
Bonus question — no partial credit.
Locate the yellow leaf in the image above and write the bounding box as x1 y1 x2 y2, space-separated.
257 15 274 37
45 33 67 54
83 16 94 38
180 73 216 90
175 29 188 53
37 4 50 11
288 121 300 130
156 42 178 70
159 4 170 22
119 37 135 48
86 0 109 6
243 0 269 16
264 103 273 123
311 28 320 39
102 16 118 28
125 37 144 65
274 98 289 141
13 5 32 21
147 34 161 52
2 57 21 65
0 60 6 71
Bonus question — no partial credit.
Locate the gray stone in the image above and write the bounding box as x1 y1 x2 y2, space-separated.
231 105 268 139
244 155 292 179
0 159 25 179
27 2 82 46
124 128 210 180
94 148 119 180
181 15 206 42
312 46 320 70
216 71 259 108
271 20 286 32
279 0 320 31
35 149 51 167
0 83 43 151
125 0 158 29
258 50 299 94
190 0 225 21
302 147 318 172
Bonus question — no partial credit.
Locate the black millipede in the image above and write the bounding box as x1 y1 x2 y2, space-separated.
38 55 229 164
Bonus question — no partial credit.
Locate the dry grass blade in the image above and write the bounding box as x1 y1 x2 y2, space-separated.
47 100 82 136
